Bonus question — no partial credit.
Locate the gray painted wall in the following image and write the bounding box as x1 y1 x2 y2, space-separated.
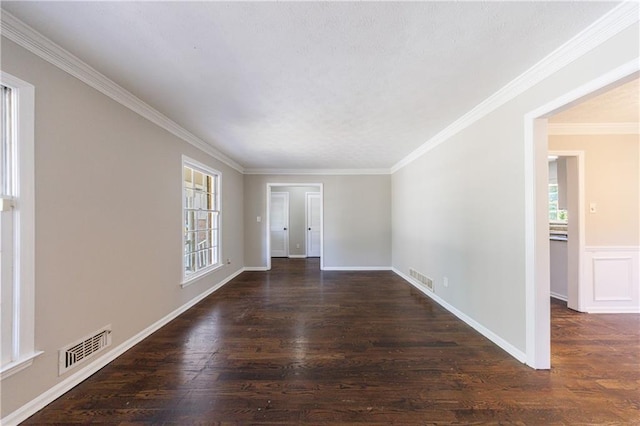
392 24 638 354
2 16 637 423
550 240 568 299
244 175 391 268
1 38 245 417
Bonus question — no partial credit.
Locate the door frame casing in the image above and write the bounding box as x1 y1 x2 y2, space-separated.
266 183 324 270
524 60 639 369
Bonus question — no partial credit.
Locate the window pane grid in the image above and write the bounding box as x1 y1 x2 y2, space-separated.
184 231 217 252
184 190 217 210
185 245 218 255
184 208 219 212
183 163 220 278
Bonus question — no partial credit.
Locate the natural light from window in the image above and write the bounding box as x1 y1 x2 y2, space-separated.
182 158 221 285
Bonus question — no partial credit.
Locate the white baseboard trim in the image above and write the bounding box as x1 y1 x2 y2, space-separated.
392 268 527 364
550 292 568 302
1 267 245 426
322 266 392 271
243 266 268 271
288 255 307 259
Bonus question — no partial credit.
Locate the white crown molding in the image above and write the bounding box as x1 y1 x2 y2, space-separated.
243 168 391 175
2 5 636 177
391 1 640 174
0 11 244 174
548 122 639 135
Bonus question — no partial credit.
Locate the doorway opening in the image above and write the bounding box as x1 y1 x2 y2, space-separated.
266 183 323 271
524 61 638 369
547 152 585 312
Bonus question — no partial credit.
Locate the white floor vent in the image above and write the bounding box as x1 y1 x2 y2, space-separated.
59 325 112 375
409 268 434 292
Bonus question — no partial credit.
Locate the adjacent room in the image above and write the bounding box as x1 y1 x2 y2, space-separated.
1 1 638 424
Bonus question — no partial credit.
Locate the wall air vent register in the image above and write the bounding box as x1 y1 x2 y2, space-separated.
409 268 434 292
58 325 112 375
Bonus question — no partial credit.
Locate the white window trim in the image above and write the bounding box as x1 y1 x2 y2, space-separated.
181 155 222 287
0 72 42 380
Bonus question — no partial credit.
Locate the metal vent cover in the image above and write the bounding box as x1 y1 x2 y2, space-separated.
59 325 112 375
409 268 434 292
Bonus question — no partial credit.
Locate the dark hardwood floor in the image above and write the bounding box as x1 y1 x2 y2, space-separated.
23 259 640 424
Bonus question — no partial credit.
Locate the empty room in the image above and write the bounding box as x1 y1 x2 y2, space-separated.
1 1 638 424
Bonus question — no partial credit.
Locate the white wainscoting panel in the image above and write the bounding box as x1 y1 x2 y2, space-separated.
584 247 639 313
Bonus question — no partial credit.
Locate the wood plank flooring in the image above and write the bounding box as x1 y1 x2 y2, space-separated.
23 259 640 424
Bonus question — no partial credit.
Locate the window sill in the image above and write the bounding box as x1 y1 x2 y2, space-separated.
1 350 44 380
181 263 224 288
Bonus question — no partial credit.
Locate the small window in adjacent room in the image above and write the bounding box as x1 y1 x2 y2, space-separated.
182 157 221 285
548 183 568 223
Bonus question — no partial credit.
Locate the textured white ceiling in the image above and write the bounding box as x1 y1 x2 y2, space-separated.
550 78 639 123
2 1 619 170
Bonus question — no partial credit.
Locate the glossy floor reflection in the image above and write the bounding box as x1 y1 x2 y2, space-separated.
23 259 640 424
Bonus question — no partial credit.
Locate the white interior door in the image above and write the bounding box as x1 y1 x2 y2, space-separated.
306 192 321 257
270 192 289 257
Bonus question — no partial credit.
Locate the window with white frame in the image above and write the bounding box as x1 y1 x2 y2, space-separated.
1 84 15 368
1 73 39 380
548 183 568 223
182 158 221 284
